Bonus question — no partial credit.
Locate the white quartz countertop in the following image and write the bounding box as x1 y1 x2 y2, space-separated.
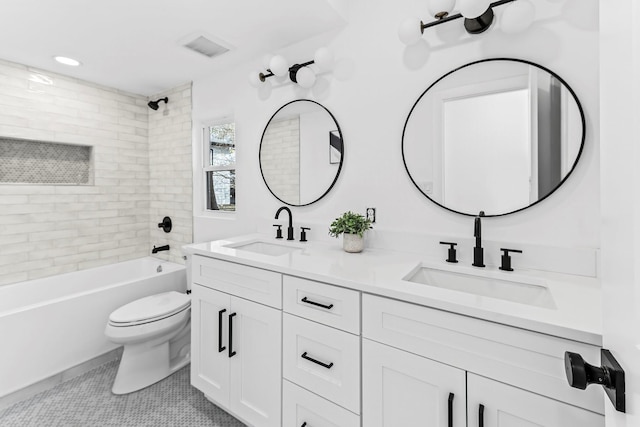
184 234 602 346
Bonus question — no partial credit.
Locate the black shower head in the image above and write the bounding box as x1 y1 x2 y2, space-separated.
148 97 168 110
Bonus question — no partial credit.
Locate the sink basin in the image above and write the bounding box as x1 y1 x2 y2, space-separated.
403 265 555 309
224 241 302 256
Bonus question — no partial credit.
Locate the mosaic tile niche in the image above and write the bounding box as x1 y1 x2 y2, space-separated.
0 138 92 185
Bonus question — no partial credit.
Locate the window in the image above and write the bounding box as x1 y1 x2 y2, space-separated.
204 122 235 211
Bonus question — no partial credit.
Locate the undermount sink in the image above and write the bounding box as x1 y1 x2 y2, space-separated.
224 241 302 256
403 264 556 309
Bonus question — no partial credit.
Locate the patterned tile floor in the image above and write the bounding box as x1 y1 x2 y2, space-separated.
0 360 246 427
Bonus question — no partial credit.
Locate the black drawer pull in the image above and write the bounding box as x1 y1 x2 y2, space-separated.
301 352 333 369
301 423 307 427
479 404 485 427
301 297 334 310
448 393 454 427
228 312 237 358
218 309 227 352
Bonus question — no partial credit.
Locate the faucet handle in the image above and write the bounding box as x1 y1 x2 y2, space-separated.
300 227 310 242
499 248 523 271
439 241 458 263
273 224 283 239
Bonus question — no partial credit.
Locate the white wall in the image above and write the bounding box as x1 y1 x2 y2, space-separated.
192 0 600 262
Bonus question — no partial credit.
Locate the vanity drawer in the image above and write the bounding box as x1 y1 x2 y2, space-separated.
283 380 360 427
192 255 282 308
283 275 360 334
283 313 360 414
362 294 604 414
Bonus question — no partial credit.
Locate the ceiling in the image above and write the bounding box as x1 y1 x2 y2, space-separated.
0 0 347 96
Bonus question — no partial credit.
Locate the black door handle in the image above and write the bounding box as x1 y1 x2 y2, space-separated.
301 297 334 310
479 404 484 427
448 393 454 427
218 309 226 352
228 313 237 358
301 352 333 369
565 349 625 412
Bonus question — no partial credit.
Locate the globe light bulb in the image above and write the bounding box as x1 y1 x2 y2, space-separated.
398 18 423 46
314 47 335 72
261 54 273 70
458 0 491 19
501 0 535 34
269 55 289 77
295 67 317 89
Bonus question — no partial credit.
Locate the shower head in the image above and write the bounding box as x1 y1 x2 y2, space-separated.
148 97 168 110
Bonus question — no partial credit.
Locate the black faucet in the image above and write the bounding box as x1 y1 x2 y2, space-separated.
472 211 485 267
152 244 170 254
275 206 294 240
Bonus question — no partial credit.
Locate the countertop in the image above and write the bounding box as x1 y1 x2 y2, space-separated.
184 234 602 346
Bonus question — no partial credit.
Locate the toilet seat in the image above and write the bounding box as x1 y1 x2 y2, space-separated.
109 291 191 327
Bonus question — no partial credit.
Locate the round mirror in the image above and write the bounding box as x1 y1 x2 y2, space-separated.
402 58 585 217
260 99 344 206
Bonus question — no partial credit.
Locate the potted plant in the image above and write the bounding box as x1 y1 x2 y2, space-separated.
328 211 373 253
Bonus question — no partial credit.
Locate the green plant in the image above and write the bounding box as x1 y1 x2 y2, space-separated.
328 211 373 238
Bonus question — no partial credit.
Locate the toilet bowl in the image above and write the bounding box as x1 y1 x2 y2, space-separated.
105 291 191 394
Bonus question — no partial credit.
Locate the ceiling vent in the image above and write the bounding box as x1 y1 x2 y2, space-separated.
183 36 229 59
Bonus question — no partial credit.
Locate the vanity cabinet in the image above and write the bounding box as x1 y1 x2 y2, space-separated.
190 256 282 427
362 338 466 427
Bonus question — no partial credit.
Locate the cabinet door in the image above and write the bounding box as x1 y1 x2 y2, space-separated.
362 339 466 427
467 374 604 427
228 297 282 427
190 285 231 408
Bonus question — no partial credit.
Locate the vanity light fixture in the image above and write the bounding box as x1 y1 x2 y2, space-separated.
398 0 535 45
249 47 334 90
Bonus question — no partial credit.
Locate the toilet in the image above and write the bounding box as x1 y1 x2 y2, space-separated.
104 291 191 394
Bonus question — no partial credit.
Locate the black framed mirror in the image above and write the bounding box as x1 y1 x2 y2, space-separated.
402 58 586 217
260 99 344 206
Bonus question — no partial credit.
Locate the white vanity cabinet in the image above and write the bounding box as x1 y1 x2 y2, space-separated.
363 338 466 427
190 256 282 427
362 294 604 427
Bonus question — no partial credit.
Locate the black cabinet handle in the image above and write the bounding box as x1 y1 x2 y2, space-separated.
301 423 307 427
301 352 333 369
301 297 334 310
448 393 454 427
479 404 485 427
228 312 237 358
218 309 226 353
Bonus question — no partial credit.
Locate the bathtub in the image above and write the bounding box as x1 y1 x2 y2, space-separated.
0 257 186 398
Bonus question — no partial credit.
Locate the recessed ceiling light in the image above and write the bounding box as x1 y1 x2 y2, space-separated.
54 56 82 66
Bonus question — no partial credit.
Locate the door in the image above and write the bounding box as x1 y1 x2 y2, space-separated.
190 284 231 407
600 0 640 426
468 374 603 427
362 338 466 427
228 296 282 427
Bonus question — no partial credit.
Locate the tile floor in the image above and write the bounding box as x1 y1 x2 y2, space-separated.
0 360 245 426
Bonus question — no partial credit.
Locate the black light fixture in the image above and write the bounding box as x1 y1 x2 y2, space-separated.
147 97 168 110
248 47 335 90
398 0 535 45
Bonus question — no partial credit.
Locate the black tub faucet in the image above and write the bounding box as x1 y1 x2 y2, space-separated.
152 244 170 254
275 206 294 240
472 211 485 268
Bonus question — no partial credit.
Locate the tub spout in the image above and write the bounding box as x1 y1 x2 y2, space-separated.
152 245 170 254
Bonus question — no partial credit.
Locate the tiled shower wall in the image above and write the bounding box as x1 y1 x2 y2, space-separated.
148 83 193 265
0 59 193 286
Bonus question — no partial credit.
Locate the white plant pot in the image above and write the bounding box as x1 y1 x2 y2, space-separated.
342 233 364 253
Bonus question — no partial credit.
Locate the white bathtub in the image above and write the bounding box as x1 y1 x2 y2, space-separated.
0 257 187 398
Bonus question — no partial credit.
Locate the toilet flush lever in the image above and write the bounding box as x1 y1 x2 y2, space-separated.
565 349 625 412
